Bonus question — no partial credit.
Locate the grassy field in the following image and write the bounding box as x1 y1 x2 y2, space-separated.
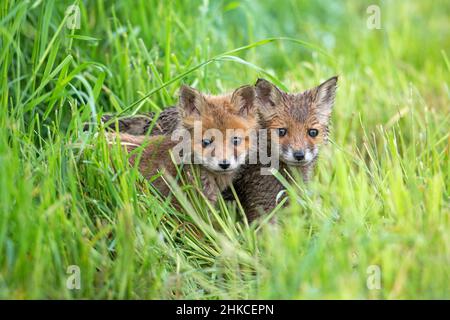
0 0 448 299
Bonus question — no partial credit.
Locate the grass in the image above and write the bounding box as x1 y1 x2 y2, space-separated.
0 0 448 299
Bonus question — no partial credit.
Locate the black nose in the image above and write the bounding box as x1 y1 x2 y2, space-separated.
293 150 305 161
219 161 230 170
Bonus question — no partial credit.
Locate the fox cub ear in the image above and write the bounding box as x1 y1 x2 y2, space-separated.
231 85 256 117
179 85 205 117
313 76 338 124
255 78 282 107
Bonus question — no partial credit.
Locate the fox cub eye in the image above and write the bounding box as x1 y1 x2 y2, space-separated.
278 128 287 137
202 139 212 148
308 129 319 137
232 137 242 146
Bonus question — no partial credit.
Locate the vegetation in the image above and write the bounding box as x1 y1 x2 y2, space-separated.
0 0 448 299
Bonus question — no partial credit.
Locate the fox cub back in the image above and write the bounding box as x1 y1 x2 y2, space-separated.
256 76 337 173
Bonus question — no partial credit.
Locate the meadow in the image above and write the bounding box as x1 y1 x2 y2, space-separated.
0 0 448 299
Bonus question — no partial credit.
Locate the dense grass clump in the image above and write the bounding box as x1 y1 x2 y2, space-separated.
0 0 448 299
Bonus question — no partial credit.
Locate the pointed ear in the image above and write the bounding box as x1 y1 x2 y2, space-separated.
178 85 205 117
255 78 282 107
231 85 256 117
313 76 338 124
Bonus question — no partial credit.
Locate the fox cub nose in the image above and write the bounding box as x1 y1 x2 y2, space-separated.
293 150 305 161
219 160 230 170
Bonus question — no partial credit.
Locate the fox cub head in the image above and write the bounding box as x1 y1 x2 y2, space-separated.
255 76 338 166
178 85 258 173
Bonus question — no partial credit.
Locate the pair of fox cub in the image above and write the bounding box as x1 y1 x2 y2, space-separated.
104 76 338 221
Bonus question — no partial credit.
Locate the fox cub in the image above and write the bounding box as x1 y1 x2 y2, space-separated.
232 76 338 220
107 85 259 205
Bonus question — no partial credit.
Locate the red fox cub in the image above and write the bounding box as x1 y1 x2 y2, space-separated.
103 77 337 221
232 76 338 220
107 85 259 205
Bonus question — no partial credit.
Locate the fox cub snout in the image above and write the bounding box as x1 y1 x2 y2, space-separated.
179 85 258 174
255 76 338 167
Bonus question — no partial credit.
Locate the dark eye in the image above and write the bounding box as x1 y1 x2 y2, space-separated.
232 137 242 146
308 129 319 137
202 139 212 148
278 128 287 137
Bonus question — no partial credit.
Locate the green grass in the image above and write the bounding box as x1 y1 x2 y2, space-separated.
0 0 448 299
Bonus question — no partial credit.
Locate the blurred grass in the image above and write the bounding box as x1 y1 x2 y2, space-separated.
0 0 448 299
